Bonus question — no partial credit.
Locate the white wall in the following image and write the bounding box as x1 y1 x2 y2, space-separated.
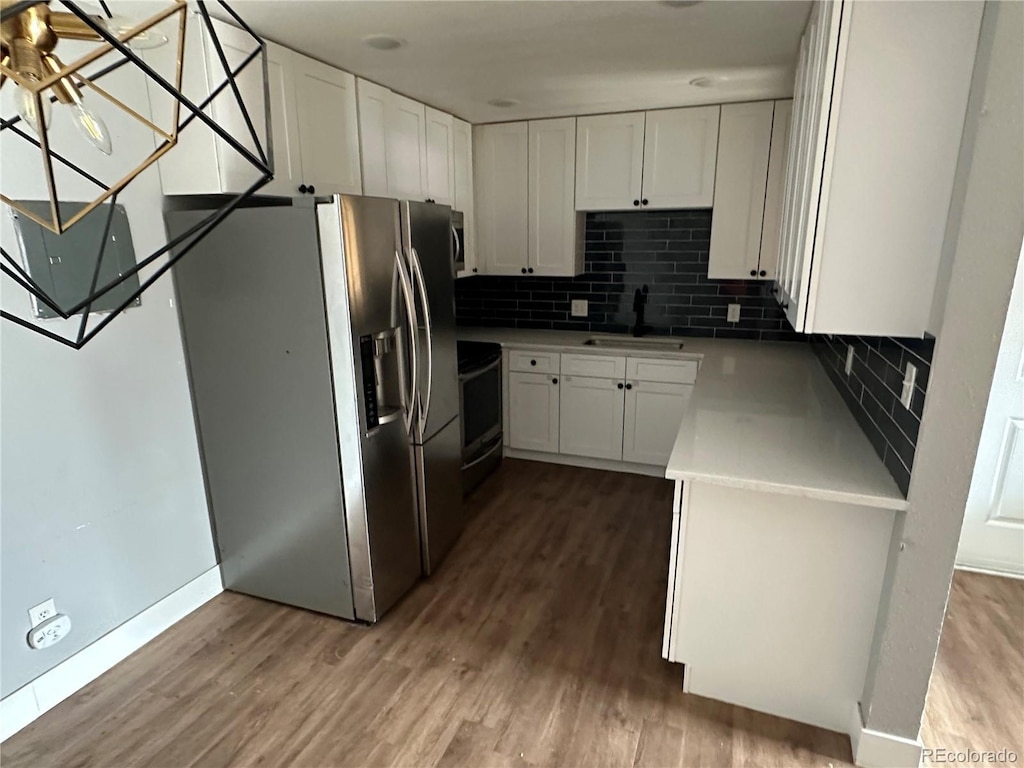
859 0 1023 741
0 35 216 698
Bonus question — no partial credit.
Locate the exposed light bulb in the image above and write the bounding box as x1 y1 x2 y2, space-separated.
14 83 52 135
69 101 111 155
103 15 169 50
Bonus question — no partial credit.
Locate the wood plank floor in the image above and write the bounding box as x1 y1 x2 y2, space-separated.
2 460 1020 767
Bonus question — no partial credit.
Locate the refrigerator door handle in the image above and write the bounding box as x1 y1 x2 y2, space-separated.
408 246 433 433
395 249 419 435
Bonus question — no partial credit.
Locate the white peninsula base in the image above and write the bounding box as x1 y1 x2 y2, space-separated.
662 479 896 733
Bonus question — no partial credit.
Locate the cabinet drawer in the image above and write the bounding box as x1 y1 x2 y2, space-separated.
561 353 626 379
508 349 560 374
626 357 698 385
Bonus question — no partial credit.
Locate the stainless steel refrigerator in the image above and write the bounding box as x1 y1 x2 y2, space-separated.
400 200 466 575
167 194 463 623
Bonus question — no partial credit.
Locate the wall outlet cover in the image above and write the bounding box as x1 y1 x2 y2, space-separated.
845 345 855 376
901 363 918 409
727 304 741 323
27 614 71 649
571 299 588 318
28 599 56 628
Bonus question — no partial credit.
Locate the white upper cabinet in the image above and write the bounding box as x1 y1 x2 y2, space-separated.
453 118 477 277
575 112 646 211
356 78 390 197
575 106 719 211
641 106 720 208
474 122 529 275
529 118 583 277
385 93 428 200
424 107 455 205
152 19 361 197
776 0 983 337
292 55 361 196
707 101 774 280
758 99 793 281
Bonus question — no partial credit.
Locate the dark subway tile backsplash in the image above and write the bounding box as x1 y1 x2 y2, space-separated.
454 210 801 341
811 334 935 497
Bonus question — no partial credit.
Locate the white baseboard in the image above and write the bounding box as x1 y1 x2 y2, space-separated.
849 702 923 768
1 566 222 743
954 563 1024 580
504 448 666 478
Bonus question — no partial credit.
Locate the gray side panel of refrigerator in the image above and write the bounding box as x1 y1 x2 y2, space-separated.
402 200 460 443
168 206 355 620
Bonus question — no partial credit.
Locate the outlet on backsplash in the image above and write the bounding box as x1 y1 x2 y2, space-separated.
571 299 588 318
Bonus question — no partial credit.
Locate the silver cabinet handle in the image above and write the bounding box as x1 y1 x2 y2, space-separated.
394 249 418 435
408 246 433 433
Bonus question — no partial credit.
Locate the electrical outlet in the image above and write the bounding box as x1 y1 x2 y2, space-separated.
900 363 918 409
27 614 72 649
28 598 56 628
727 304 741 323
570 299 588 318
845 345 855 376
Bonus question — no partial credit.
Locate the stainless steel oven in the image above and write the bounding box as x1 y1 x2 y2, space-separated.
457 341 502 495
451 210 465 274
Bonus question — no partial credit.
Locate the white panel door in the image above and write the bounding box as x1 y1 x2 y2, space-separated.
641 105 720 209
957 252 1024 576
356 78 390 197
453 118 477 276
217 37 300 196
424 107 455 205
508 371 559 453
529 117 579 276
575 112 645 211
559 376 625 461
293 55 362 195
623 381 693 466
474 122 529 275
707 101 773 279
385 93 428 200
758 99 793 280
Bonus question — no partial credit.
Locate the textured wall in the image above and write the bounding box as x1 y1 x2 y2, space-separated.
455 209 801 341
812 335 934 497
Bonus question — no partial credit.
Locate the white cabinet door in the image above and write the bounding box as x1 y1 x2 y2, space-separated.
707 101 773 279
529 118 581 277
453 118 477 277
559 376 625 461
641 105 720 209
575 112 645 211
474 122 529 275
356 78 390 197
508 371 559 453
385 93 428 200
758 99 792 281
622 381 693 466
424 107 455 205
293 55 362 195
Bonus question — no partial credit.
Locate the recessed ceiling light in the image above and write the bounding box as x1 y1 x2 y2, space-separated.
660 1 703 7
362 34 406 51
487 98 520 108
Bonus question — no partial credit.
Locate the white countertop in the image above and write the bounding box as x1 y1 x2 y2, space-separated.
457 327 909 511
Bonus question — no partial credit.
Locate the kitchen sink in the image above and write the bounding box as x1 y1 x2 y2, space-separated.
582 337 685 351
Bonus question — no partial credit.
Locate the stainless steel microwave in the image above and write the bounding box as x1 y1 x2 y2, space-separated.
451 210 465 274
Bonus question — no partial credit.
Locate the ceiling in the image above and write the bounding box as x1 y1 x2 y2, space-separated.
223 1 812 123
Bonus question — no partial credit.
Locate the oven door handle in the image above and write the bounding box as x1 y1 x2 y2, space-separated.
459 356 501 383
463 435 503 470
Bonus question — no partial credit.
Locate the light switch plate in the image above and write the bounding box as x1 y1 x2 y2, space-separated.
571 299 588 318
845 345 855 376
900 363 918 409
727 304 741 323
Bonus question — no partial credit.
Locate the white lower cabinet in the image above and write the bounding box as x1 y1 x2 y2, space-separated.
623 381 693 465
559 376 626 461
508 371 560 453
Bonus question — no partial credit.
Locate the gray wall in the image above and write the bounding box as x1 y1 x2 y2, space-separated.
0 53 216 698
860 0 1023 738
